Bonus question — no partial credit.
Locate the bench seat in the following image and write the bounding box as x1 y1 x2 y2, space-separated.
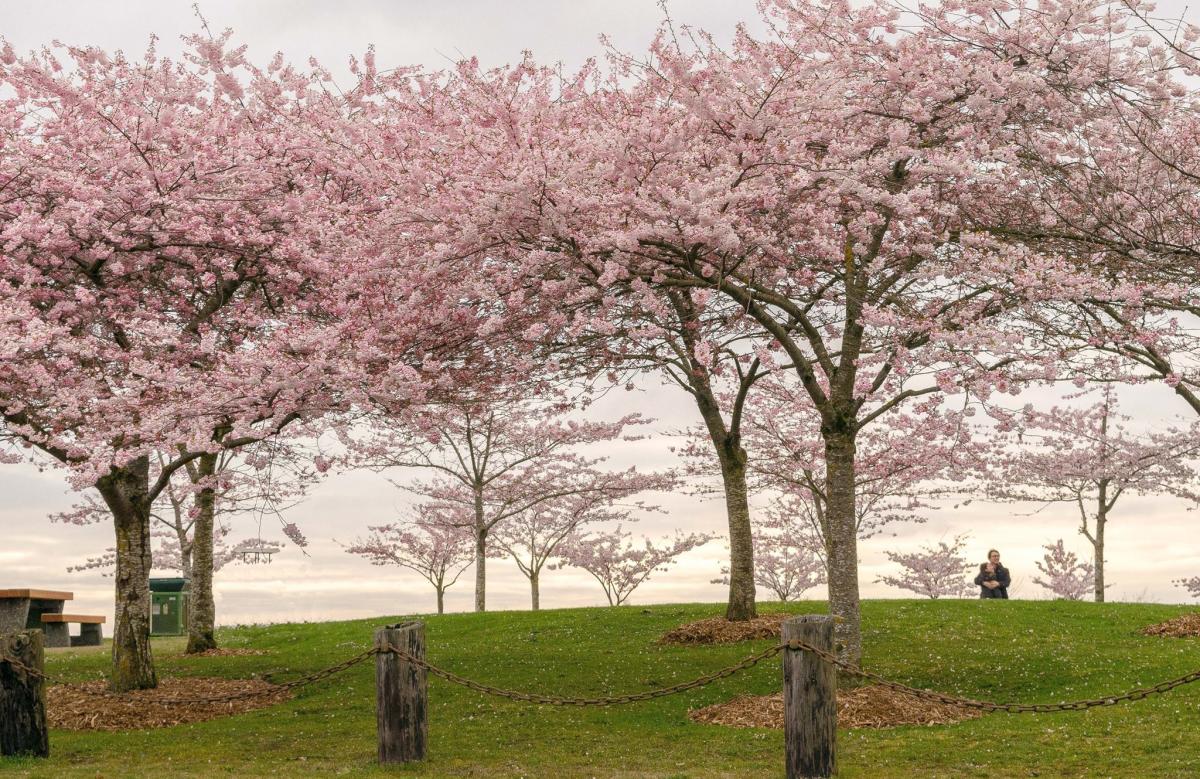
40 613 105 647
40 614 105 624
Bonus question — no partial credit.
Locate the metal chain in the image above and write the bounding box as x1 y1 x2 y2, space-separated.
777 638 1200 714
4 637 1199 713
375 640 785 706
0 647 377 704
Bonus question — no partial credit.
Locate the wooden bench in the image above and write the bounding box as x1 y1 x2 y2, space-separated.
40 614 105 648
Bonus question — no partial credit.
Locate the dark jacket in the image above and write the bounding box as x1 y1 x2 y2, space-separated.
974 563 1010 599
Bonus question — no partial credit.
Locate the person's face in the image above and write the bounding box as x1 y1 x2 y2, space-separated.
989 552 1000 565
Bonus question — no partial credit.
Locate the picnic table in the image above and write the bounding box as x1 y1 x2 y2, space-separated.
0 589 104 647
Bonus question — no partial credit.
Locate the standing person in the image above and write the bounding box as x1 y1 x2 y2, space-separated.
975 549 1011 599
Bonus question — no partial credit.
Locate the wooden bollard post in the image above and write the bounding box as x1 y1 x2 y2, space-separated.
1 630 49 758
375 621 427 764
782 615 836 779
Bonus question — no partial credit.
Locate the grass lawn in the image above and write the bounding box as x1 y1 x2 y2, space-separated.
1 599 1198 778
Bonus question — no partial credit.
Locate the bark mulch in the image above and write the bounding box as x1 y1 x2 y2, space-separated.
184 647 270 657
659 613 792 645
1140 612 1200 638
690 686 982 730
47 677 290 731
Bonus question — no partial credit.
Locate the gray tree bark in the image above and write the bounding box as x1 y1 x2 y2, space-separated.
667 289 759 622
96 456 157 691
822 430 863 668
530 570 540 611
473 528 487 613
186 452 219 653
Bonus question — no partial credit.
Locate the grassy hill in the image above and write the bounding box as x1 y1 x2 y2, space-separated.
2 600 1198 778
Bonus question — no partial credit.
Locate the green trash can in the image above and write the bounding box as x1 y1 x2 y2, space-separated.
150 578 189 636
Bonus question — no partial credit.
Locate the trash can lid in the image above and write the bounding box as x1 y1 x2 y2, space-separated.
149 577 189 592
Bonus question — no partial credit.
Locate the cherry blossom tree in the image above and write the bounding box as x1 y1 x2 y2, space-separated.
713 510 825 602
877 536 972 600
535 283 770 620
0 33 484 690
555 527 715 606
988 388 1200 602
491 483 670 610
1033 540 1096 601
352 400 664 611
370 0 1182 662
346 507 474 615
1177 577 1200 600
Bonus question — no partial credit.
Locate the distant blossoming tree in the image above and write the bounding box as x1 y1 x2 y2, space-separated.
712 509 825 602
492 482 672 610
1177 577 1200 600
346 507 475 615
556 527 714 606
988 388 1200 602
1033 540 1096 601
878 536 972 599
353 400 663 611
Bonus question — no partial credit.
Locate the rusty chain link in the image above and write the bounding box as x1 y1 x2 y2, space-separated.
774 638 1200 714
0 646 377 704
4 637 1199 713
376 640 786 706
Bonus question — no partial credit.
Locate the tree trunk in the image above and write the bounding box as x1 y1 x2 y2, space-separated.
822 431 862 667
1093 508 1106 603
473 485 487 612
473 529 487 613
436 588 445 615
718 452 757 621
96 457 157 691
178 540 193 582
693 388 757 622
530 571 540 611
186 453 218 653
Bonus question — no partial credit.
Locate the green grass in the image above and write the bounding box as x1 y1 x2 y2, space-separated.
2 600 1199 778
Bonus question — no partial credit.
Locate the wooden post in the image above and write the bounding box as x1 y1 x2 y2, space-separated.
0 630 49 758
375 621 427 764
782 615 836 779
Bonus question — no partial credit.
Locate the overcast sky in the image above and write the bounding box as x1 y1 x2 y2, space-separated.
2 1 1198 626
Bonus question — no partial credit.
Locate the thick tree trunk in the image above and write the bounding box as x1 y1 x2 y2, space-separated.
530 571 540 611
823 431 862 667
718 453 757 621
436 588 445 615
186 453 218 653
693 392 757 622
96 457 157 691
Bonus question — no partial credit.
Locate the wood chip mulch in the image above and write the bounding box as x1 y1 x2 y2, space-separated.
47 677 290 731
1140 612 1200 638
690 686 982 730
184 647 270 657
659 614 792 645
